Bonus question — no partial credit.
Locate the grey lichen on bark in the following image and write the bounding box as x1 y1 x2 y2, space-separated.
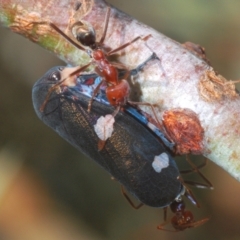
1 0 240 181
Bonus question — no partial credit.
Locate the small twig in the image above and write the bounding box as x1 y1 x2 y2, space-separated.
1 0 240 181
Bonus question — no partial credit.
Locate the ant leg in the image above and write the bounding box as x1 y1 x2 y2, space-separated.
180 158 208 174
184 180 212 190
97 139 107 151
110 62 131 82
87 79 105 112
163 207 168 221
121 69 130 81
111 105 121 117
157 224 179 232
180 157 213 189
40 63 91 112
107 35 152 56
27 21 85 51
184 155 213 189
158 206 209 231
111 53 158 80
130 53 159 76
99 6 111 44
182 217 209 229
127 101 172 141
178 177 200 208
158 215 209 231
173 217 209 230
121 186 144 209
184 185 200 208
157 212 176 232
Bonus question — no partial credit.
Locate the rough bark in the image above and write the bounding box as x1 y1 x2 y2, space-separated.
1 0 240 181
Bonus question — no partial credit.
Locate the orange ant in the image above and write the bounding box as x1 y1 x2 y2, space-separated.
156 159 211 232
121 159 211 231
122 183 209 232
31 6 151 115
158 197 209 232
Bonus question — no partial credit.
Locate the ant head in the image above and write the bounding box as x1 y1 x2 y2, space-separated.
170 201 195 231
72 21 97 49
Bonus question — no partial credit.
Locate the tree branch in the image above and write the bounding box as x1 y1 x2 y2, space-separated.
1 0 240 182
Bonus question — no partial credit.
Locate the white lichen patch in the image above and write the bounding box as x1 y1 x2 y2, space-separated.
94 115 115 141
152 152 169 173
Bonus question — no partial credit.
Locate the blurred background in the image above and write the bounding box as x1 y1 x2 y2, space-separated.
1 0 240 239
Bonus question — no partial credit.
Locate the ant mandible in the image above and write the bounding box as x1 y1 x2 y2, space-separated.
35 6 151 114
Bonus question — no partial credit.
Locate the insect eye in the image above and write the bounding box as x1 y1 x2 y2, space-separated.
48 67 63 82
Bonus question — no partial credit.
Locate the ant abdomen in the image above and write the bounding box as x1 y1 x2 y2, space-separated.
72 21 96 48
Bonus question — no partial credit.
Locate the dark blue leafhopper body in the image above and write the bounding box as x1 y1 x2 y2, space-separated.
32 66 182 208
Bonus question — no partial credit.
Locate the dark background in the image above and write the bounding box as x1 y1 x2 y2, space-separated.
0 0 240 239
